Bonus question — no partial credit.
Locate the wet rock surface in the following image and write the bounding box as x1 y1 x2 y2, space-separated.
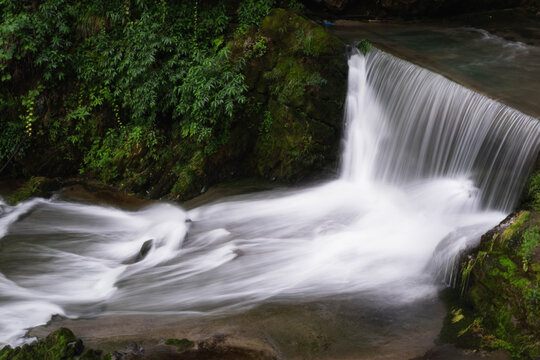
25 298 451 360
110 343 144 360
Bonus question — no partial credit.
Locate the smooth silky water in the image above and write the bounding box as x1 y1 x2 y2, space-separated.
1 49 539 355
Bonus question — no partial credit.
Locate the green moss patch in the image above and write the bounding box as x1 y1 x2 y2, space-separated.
7 177 61 205
164 338 195 353
0 328 84 360
443 207 540 359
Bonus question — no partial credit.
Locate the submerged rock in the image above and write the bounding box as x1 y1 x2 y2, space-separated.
122 239 154 265
110 343 144 360
135 240 153 262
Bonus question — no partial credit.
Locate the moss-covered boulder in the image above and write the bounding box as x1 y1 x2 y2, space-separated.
225 8 347 182
7 177 61 205
0 328 84 360
442 206 540 359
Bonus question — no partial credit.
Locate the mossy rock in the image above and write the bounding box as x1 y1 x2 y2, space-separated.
229 8 347 182
8 177 61 205
438 289 484 349
445 209 540 359
0 328 84 360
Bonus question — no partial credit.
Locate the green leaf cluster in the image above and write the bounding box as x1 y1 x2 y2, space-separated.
526 170 540 212
519 226 539 271
0 0 250 186
238 0 276 28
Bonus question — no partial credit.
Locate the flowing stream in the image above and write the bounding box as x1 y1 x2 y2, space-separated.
1 49 539 348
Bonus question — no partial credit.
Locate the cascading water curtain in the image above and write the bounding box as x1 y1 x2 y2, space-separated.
342 48 540 212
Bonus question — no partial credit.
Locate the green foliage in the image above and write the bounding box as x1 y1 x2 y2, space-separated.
174 48 247 152
252 37 268 57
8 176 47 204
0 0 249 182
83 125 160 183
525 283 540 311
0 1 346 199
238 0 275 28
0 0 79 84
20 86 42 137
0 327 83 360
302 33 316 56
259 110 273 139
461 258 474 296
519 227 539 271
358 39 372 55
76 0 238 132
527 171 540 212
288 0 305 11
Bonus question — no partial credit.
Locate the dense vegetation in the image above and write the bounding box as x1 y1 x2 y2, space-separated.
0 0 346 200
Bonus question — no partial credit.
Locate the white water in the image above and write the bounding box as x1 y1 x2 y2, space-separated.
1 49 539 347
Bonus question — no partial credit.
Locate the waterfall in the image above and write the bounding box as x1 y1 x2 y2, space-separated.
0 48 539 347
342 48 540 212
